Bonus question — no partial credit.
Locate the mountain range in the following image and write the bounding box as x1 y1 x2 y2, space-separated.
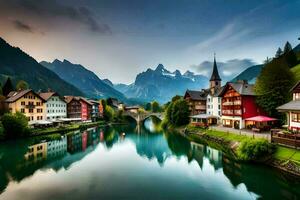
113 64 208 103
0 37 83 96
40 59 126 101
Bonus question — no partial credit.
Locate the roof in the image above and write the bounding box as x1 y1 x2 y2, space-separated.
210 55 221 81
64 96 91 104
39 92 66 102
88 100 100 105
277 100 300 111
184 89 208 101
218 81 255 97
5 89 45 103
190 114 218 119
291 81 300 92
208 86 224 97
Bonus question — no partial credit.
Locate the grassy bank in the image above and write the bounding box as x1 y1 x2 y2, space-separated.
31 121 108 136
185 126 300 164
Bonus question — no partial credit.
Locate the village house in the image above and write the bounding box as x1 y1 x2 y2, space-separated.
39 91 67 121
65 96 92 121
206 55 223 124
218 80 265 129
89 100 100 121
5 89 46 125
189 55 222 126
277 81 300 131
184 89 208 115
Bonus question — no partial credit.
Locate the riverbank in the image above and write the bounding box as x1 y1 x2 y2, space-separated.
178 125 300 177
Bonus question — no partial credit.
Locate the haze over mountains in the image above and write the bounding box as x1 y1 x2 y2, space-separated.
40 59 126 101
113 64 208 103
0 37 83 96
1 36 300 104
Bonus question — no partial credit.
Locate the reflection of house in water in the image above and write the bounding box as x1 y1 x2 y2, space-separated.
24 142 48 163
67 132 83 153
47 137 67 159
82 131 88 151
190 142 222 170
204 146 222 170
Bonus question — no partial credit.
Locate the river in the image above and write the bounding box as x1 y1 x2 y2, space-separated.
0 118 299 200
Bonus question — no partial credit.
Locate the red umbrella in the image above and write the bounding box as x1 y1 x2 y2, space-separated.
245 115 277 122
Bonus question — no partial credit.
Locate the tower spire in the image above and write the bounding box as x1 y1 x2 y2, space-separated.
210 53 221 81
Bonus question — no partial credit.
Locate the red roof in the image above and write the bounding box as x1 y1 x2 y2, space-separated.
245 115 277 122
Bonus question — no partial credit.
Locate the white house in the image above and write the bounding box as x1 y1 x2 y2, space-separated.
206 55 222 124
39 91 67 121
277 81 300 132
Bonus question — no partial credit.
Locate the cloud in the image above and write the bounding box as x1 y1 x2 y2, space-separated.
1 0 112 35
12 20 34 33
191 59 257 81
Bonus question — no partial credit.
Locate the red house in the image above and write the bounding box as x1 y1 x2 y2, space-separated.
80 98 92 121
65 96 92 121
218 80 265 129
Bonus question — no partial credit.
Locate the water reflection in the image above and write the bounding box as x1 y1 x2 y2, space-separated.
0 119 299 199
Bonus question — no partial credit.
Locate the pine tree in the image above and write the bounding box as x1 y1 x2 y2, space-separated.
283 41 292 54
275 48 283 58
2 78 14 96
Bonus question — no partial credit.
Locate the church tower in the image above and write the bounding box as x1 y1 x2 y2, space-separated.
210 54 221 95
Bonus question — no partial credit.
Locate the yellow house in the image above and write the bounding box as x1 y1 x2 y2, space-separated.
5 89 46 124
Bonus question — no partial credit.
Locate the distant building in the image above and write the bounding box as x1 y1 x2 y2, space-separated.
5 89 46 124
218 80 265 129
39 91 67 121
89 100 100 121
124 106 140 114
206 55 223 123
277 81 300 131
184 89 208 115
65 96 92 121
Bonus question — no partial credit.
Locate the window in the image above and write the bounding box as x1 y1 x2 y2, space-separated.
36 102 41 106
294 93 300 101
21 101 25 105
29 109 34 113
21 108 25 113
292 113 300 122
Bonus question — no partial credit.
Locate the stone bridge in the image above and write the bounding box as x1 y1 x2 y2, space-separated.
123 111 164 124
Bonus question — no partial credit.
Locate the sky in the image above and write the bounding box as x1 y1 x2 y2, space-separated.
0 0 299 84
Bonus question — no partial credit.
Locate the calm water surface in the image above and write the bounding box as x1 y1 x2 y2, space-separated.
0 118 299 200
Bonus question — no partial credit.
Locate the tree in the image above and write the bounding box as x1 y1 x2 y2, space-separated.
2 78 14 96
151 101 160 112
16 80 29 90
283 41 292 54
163 99 190 127
254 56 295 122
1 112 30 139
171 95 182 102
103 105 115 121
275 48 283 58
145 102 151 111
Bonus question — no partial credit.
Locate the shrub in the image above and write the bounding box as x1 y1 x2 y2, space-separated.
237 139 276 161
1 112 30 139
0 122 4 140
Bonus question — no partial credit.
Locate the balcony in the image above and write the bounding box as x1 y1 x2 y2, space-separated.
26 104 36 109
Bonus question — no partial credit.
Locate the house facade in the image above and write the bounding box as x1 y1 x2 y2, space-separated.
39 91 67 121
184 89 208 115
277 81 300 131
89 100 100 121
219 81 264 129
5 89 46 124
65 96 92 121
65 96 82 119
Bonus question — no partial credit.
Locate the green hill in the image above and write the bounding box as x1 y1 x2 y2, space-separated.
0 37 83 96
291 63 300 81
